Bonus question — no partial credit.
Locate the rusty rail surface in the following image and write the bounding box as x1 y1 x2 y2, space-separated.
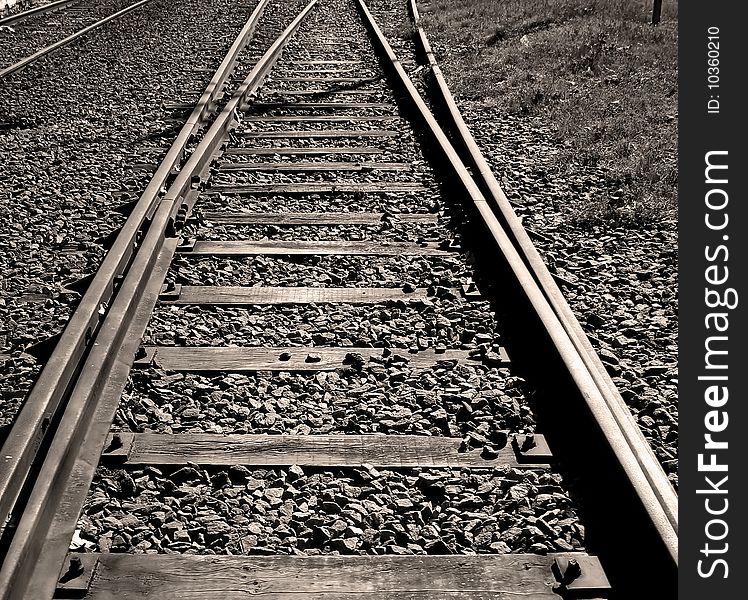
0 2 317 597
358 0 677 566
0 0 270 567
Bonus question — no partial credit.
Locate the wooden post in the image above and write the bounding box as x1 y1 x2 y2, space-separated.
652 0 662 24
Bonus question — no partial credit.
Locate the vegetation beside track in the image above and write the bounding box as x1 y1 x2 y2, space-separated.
420 0 677 226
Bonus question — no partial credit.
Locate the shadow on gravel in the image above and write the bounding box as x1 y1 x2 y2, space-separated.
397 105 677 600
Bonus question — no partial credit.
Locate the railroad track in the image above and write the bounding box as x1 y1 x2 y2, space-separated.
0 1 80 27
0 0 150 78
0 0 676 597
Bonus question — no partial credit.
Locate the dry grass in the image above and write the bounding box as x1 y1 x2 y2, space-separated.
421 0 677 225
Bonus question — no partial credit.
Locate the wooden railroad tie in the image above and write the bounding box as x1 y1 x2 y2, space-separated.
158 286 474 305
250 102 393 109
200 211 439 225
207 183 426 194
287 60 364 64
242 115 398 122
217 161 410 172
57 554 611 599
269 77 381 83
175 239 459 256
133 346 509 372
224 146 385 156
100 433 553 469
276 68 372 75
239 129 398 138
263 89 382 96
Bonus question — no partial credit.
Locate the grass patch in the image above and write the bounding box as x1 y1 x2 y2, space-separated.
421 0 678 225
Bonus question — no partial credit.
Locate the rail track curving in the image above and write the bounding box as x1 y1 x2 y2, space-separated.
0 0 676 598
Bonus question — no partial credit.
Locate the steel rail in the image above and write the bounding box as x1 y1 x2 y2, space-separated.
0 0 79 27
408 0 678 559
0 0 270 557
0 3 317 597
162 1 320 211
0 0 152 78
356 0 677 565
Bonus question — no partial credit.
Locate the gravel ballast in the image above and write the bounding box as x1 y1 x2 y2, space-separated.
0 0 306 431
66 0 591 561
116 364 534 436
459 111 678 483
368 0 678 487
197 190 444 213
192 221 454 243
0 0 134 70
168 253 476 288
144 301 500 351
77 465 583 555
